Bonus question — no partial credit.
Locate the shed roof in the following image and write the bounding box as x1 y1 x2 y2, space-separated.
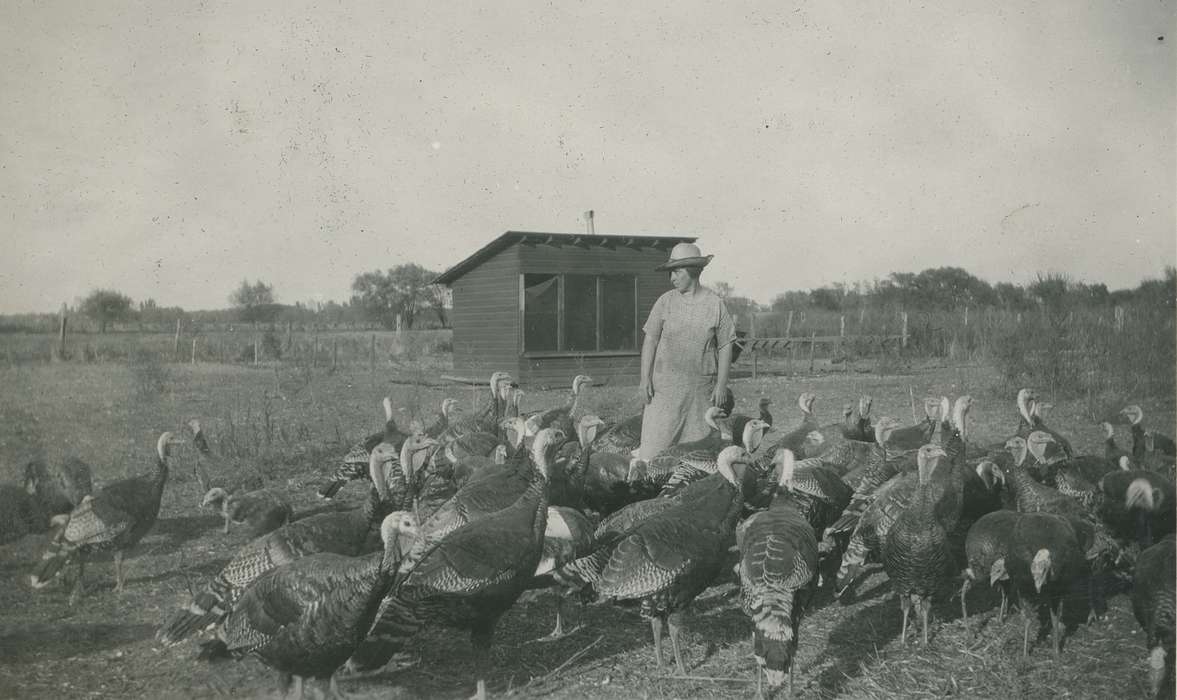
433 231 697 285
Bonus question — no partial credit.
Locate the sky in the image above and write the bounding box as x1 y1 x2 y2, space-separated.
1 1 1173 313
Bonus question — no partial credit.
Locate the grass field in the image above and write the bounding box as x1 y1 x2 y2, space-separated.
0 358 1172 699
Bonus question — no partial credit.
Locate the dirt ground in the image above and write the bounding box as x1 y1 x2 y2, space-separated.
0 361 1170 699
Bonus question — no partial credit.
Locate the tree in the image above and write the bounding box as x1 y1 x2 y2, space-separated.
230 280 281 324
81 289 133 333
351 264 443 330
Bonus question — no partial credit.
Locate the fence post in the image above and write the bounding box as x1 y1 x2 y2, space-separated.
808 331 817 373
785 310 794 338
173 318 181 359
254 338 259 365
286 321 293 351
900 311 909 349
370 334 377 372
1114 306 1125 332
56 304 68 361
332 339 339 371
313 336 319 367
191 337 197 364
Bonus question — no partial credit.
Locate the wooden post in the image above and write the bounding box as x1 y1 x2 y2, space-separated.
900 311 909 348
839 315 845 338
56 304 68 361
859 306 865 326
749 314 757 378
332 339 338 371
254 338 259 365
808 331 817 373
173 318 181 359
191 337 197 364
785 310 794 338
787 339 795 376
286 321 293 350
1114 306 1125 332
963 305 969 327
370 334 377 372
313 336 319 367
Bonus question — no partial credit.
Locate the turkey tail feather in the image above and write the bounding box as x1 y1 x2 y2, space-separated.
317 479 346 500
347 593 426 673
157 590 228 645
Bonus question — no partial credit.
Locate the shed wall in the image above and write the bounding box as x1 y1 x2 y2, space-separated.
450 245 520 379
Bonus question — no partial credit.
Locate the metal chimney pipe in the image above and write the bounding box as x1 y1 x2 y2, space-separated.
584 210 595 236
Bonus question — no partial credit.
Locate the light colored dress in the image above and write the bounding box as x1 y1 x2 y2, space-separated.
638 286 736 461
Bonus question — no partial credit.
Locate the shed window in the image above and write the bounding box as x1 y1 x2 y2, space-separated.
522 274 637 353
523 273 559 352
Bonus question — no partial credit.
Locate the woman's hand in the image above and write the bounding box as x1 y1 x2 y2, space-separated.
640 377 654 404
711 384 727 408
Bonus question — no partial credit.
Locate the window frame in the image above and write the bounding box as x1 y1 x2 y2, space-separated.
519 273 639 357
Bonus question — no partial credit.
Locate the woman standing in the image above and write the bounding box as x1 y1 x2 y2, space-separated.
638 242 736 461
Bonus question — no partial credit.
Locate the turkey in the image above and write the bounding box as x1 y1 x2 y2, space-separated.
201 486 293 537
882 441 951 646
402 427 564 564
1004 511 1087 657
765 392 820 458
592 412 643 457
1120 405 1176 458
1027 398 1075 459
824 417 902 538
594 445 751 675
996 432 1121 618
441 371 515 441
961 509 1019 625
0 483 47 545
729 397 774 443
632 406 732 487
658 419 769 497
737 449 818 694
1014 388 1036 439
1132 534 1175 699
527 505 599 641
23 457 93 517
886 397 941 451
157 442 398 648
218 510 418 700
524 374 593 438
317 397 409 500
835 443 948 598
30 432 183 606
346 428 555 686
1101 421 1131 464
1098 468 1175 548
839 395 874 442
421 398 460 439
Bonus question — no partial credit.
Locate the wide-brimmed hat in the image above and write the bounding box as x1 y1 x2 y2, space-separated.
655 242 714 271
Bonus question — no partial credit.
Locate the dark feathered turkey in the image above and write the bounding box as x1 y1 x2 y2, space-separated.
1132 533 1176 699
31 432 181 606
157 443 398 649
317 397 409 499
593 445 752 675
738 449 818 692
218 511 417 699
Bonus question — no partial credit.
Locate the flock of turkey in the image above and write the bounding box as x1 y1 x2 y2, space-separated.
7 371 1177 699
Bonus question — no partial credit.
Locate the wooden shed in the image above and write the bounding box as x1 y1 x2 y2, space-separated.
433 231 697 387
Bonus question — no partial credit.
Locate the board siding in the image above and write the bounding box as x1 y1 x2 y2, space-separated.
450 245 520 379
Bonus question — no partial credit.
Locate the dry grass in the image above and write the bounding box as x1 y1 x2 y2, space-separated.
0 360 1171 698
